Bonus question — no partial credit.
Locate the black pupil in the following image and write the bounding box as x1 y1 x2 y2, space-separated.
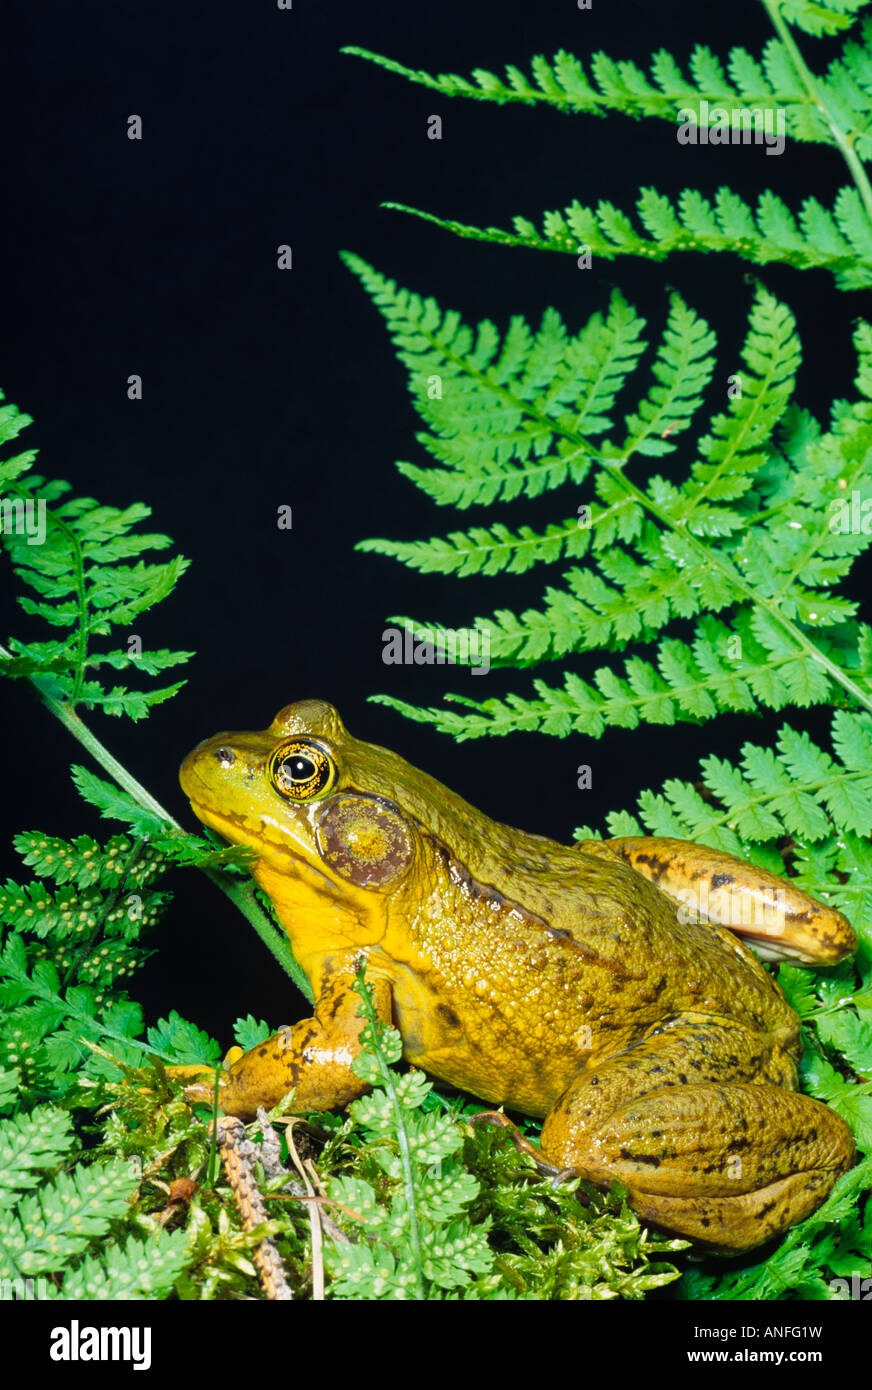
288 755 315 782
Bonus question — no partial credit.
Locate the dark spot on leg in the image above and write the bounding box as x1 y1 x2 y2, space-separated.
619 1149 661 1167
436 1003 461 1030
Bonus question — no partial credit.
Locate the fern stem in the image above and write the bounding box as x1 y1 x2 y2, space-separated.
57 511 90 705
0 648 314 1002
762 0 872 228
355 968 426 1299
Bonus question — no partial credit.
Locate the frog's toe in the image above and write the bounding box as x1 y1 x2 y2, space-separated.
548 1165 581 1187
471 1110 561 1175
163 1063 221 1106
470 1108 513 1130
133 1061 219 1109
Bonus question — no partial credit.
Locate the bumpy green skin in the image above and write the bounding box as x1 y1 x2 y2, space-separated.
177 700 856 1253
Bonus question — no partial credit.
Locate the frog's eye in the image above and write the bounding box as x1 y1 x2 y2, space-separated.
268 738 336 802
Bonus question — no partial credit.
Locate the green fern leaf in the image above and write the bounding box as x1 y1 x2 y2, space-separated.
384 185 872 291
0 408 192 717
53 1229 191 1301
0 1155 136 1277
782 0 871 39
145 1010 221 1067
0 1106 73 1207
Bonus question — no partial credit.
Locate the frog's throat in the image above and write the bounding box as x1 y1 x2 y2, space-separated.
186 796 389 949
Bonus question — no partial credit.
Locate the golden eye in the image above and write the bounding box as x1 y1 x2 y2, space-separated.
268 738 336 803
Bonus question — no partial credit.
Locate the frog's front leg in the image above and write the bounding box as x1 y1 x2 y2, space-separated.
582 835 856 964
177 966 392 1120
540 1013 855 1253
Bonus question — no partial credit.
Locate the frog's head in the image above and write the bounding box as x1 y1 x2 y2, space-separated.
181 698 416 882
180 699 495 949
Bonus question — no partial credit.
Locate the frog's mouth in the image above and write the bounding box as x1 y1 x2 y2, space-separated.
185 796 303 862
185 798 259 851
184 795 355 900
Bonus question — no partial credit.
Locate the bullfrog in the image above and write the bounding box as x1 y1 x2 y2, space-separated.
177 699 857 1253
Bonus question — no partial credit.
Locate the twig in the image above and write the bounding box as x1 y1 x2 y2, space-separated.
285 1120 325 1301
213 1116 293 1301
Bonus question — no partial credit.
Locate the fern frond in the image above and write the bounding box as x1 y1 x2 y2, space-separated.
52 1229 191 1300
9 1160 136 1274
370 626 822 740
621 295 717 457
0 1102 190 1298
343 255 648 510
780 0 871 38
347 12 872 293
0 397 193 718
0 825 205 1098
0 1105 74 1207
680 288 801 520
627 711 872 851
354 258 872 738
361 517 589 576
343 20 872 152
382 185 872 292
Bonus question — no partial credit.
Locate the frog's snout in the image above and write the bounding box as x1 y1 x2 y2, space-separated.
178 740 226 797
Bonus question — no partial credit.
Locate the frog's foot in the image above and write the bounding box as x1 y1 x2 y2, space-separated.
165 969 392 1120
470 1110 561 1176
584 835 856 964
540 1014 855 1253
162 1055 240 1107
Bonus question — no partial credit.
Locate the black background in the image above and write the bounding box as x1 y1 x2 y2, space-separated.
0 0 865 1039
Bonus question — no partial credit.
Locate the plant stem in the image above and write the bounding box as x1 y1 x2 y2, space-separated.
762 0 872 227
1 648 314 1003
354 967 426 1299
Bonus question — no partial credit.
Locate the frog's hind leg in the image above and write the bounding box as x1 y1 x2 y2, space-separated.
582 835 856 965
540 1014 855 1253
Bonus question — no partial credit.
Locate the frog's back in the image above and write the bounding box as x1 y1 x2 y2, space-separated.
478 837 795 1031
386 825 798 1115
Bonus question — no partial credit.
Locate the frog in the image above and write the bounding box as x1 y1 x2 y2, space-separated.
176 698 857 1254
